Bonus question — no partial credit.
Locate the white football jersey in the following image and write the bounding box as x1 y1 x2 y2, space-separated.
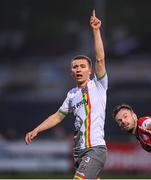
59 74 108 150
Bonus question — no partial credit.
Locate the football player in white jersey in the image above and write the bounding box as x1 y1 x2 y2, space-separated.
113 104 151 152
25 10 108 179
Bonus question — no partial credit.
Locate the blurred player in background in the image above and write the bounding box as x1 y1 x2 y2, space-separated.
113 104 151 152
25 10 108 179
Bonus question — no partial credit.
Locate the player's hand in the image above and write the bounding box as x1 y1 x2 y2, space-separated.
25 129 38 145
90 9 101 30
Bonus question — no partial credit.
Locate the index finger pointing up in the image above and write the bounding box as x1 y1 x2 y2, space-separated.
92 9 96 17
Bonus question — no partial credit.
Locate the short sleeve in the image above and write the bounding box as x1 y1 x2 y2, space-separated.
58 92 72 116
94 73 108 90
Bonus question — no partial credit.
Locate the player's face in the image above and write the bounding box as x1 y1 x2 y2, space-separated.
71 59 91 87
115 109 137 132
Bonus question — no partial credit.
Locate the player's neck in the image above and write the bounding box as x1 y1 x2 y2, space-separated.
77 79 90 88
132 119 137 134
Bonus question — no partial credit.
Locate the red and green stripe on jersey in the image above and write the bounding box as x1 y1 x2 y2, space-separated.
74 172 86 179
82 87 92 148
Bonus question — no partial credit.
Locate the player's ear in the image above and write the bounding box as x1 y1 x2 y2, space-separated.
70 69 74 77
90 67 94 75
132 113 137 120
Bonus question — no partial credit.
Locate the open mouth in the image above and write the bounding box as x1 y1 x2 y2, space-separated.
76 74 83 78
123 125 129 130
121 123 129 129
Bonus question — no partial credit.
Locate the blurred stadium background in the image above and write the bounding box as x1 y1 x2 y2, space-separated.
0 0 151 179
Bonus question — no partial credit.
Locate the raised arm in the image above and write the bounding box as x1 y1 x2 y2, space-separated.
90 10 106 78
25 111 65 144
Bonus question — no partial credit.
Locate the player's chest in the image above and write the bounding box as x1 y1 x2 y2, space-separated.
70 86 98 114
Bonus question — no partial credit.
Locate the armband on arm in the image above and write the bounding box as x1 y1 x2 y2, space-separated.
58 109 68 116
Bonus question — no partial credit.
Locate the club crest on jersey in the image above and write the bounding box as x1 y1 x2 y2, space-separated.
142 118 151 129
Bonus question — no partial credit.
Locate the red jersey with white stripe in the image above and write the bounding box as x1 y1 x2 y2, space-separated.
136 116 151 152
59 74 108 150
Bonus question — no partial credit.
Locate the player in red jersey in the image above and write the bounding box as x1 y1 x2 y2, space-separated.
113 104 151 152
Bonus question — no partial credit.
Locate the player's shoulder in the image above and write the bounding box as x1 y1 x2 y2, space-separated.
92 73 108 90
138 116 151 127
67 87 79 97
